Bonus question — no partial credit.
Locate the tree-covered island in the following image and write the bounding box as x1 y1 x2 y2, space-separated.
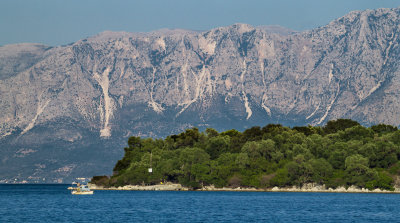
91 119 400 191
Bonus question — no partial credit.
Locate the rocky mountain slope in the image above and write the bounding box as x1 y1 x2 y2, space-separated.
1 7 400 183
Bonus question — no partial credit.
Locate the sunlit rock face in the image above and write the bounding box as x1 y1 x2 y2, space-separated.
1 8 400 182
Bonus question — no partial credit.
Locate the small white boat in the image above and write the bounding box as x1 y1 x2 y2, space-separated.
70 184 94 195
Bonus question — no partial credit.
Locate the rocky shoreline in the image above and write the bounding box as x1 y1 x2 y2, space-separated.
89 182 400 193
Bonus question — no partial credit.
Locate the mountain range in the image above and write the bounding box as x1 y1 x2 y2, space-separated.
1 7 400 183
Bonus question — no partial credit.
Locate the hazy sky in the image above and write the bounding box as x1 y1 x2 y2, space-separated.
1 0 399 46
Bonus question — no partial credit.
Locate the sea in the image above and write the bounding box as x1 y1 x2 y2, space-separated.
0 184 399 222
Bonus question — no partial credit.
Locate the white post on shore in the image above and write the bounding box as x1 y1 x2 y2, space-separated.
148 151 153 173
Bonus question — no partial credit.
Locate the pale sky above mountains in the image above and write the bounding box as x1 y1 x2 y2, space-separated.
0 0 399 46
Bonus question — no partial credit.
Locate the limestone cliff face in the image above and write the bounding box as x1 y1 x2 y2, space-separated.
1 8 400 182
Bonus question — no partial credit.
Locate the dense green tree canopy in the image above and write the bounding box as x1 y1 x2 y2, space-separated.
92 119 400 191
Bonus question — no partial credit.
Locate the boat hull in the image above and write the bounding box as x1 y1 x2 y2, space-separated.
71 190 94 195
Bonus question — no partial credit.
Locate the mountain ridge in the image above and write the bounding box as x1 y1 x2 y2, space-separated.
1 7 400 183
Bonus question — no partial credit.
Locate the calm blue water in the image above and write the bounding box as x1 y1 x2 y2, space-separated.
0 185 399 222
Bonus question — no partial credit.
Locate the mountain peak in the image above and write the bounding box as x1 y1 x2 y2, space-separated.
230 23 255 32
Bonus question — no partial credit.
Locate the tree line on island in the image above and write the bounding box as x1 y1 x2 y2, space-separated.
91 119 400 191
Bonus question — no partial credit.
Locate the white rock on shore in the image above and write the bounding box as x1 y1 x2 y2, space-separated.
89 182 400 193
89 182 188 191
